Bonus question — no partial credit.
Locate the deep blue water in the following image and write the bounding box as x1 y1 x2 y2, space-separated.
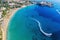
7 4 60 40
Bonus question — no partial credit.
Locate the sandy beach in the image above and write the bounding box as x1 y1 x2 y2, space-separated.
0 5 26 40
1 8 20 40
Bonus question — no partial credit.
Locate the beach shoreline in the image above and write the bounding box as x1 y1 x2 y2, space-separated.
1 5 26 40
2 8 20 40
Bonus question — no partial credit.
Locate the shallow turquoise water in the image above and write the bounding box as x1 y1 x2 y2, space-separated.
7 4 60 40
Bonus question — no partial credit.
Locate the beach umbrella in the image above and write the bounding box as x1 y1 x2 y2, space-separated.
7 1 60 40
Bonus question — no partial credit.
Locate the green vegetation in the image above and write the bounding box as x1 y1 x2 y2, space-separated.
2 10 7 17
4 2 9 9
0 27 2 40
0 0 2 8
0 0 1 3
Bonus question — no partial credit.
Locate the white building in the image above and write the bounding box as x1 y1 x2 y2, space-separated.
1 7 6 11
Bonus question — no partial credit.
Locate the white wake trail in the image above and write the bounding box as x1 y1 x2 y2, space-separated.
31 18 52 37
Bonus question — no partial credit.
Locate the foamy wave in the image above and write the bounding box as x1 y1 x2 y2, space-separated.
31 18 52 37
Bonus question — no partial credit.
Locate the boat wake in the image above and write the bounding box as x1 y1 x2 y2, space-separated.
30 18 52 37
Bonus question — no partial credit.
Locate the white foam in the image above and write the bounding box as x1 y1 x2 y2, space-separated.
31 18 52 37
56 9 60 14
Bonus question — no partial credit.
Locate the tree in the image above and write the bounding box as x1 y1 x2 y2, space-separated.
2 10 7 17
0 0 2 8
0 27 2 40
0 0 1 4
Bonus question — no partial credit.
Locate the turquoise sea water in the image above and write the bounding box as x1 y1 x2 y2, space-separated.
7 4 60 40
